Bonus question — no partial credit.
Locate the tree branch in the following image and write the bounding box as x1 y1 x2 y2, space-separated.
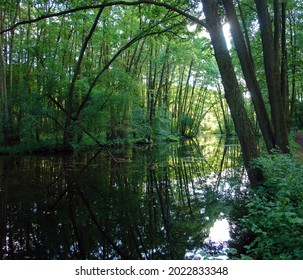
75 23 182 119
0 0 206 34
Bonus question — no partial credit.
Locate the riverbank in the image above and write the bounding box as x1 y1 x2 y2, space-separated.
228 133 303 259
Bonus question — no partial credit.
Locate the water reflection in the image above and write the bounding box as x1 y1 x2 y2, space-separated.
0 135 245 259
185 217 230 260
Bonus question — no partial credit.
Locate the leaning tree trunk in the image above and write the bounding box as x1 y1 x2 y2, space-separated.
223 0 275 153
202 0 262 185
63 7 104 149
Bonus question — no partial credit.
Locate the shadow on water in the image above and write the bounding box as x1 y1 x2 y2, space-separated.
0 135 247 259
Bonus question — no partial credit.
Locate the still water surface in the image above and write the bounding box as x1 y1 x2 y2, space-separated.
0 135 246 259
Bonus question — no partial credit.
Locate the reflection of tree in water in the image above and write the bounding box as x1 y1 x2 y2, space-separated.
0 136 246 259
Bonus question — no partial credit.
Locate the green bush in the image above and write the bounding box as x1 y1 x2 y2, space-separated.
230 153 303 259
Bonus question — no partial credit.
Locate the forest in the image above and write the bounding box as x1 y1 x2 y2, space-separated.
1 0 303 260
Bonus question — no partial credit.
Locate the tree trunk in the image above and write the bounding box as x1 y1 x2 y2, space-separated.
202 0 262 185
223 0 275 152
281 0 288 117
0 7 13 145
64 8 104 148
254 0 289 153
289 9 296 122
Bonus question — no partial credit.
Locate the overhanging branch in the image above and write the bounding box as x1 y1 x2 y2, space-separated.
0 0 206 34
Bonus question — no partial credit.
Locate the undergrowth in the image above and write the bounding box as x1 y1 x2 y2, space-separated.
229 152 303 259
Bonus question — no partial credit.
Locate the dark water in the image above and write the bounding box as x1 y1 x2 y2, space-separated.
0 135 246 260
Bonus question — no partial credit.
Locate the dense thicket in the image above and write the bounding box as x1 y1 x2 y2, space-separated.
0 1 225 149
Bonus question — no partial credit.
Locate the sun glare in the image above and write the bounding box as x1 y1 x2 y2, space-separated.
187 22 232 50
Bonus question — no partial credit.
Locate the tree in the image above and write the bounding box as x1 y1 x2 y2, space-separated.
222 0 275 152
63 7 104 148
0 1 20 145
201 0 262 184
254 0 289 153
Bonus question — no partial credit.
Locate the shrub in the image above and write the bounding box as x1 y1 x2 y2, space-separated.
230 153 303 259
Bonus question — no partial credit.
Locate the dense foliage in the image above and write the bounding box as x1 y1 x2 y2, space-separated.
1 0 302 153
229 152 303 259
0 0 231 152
